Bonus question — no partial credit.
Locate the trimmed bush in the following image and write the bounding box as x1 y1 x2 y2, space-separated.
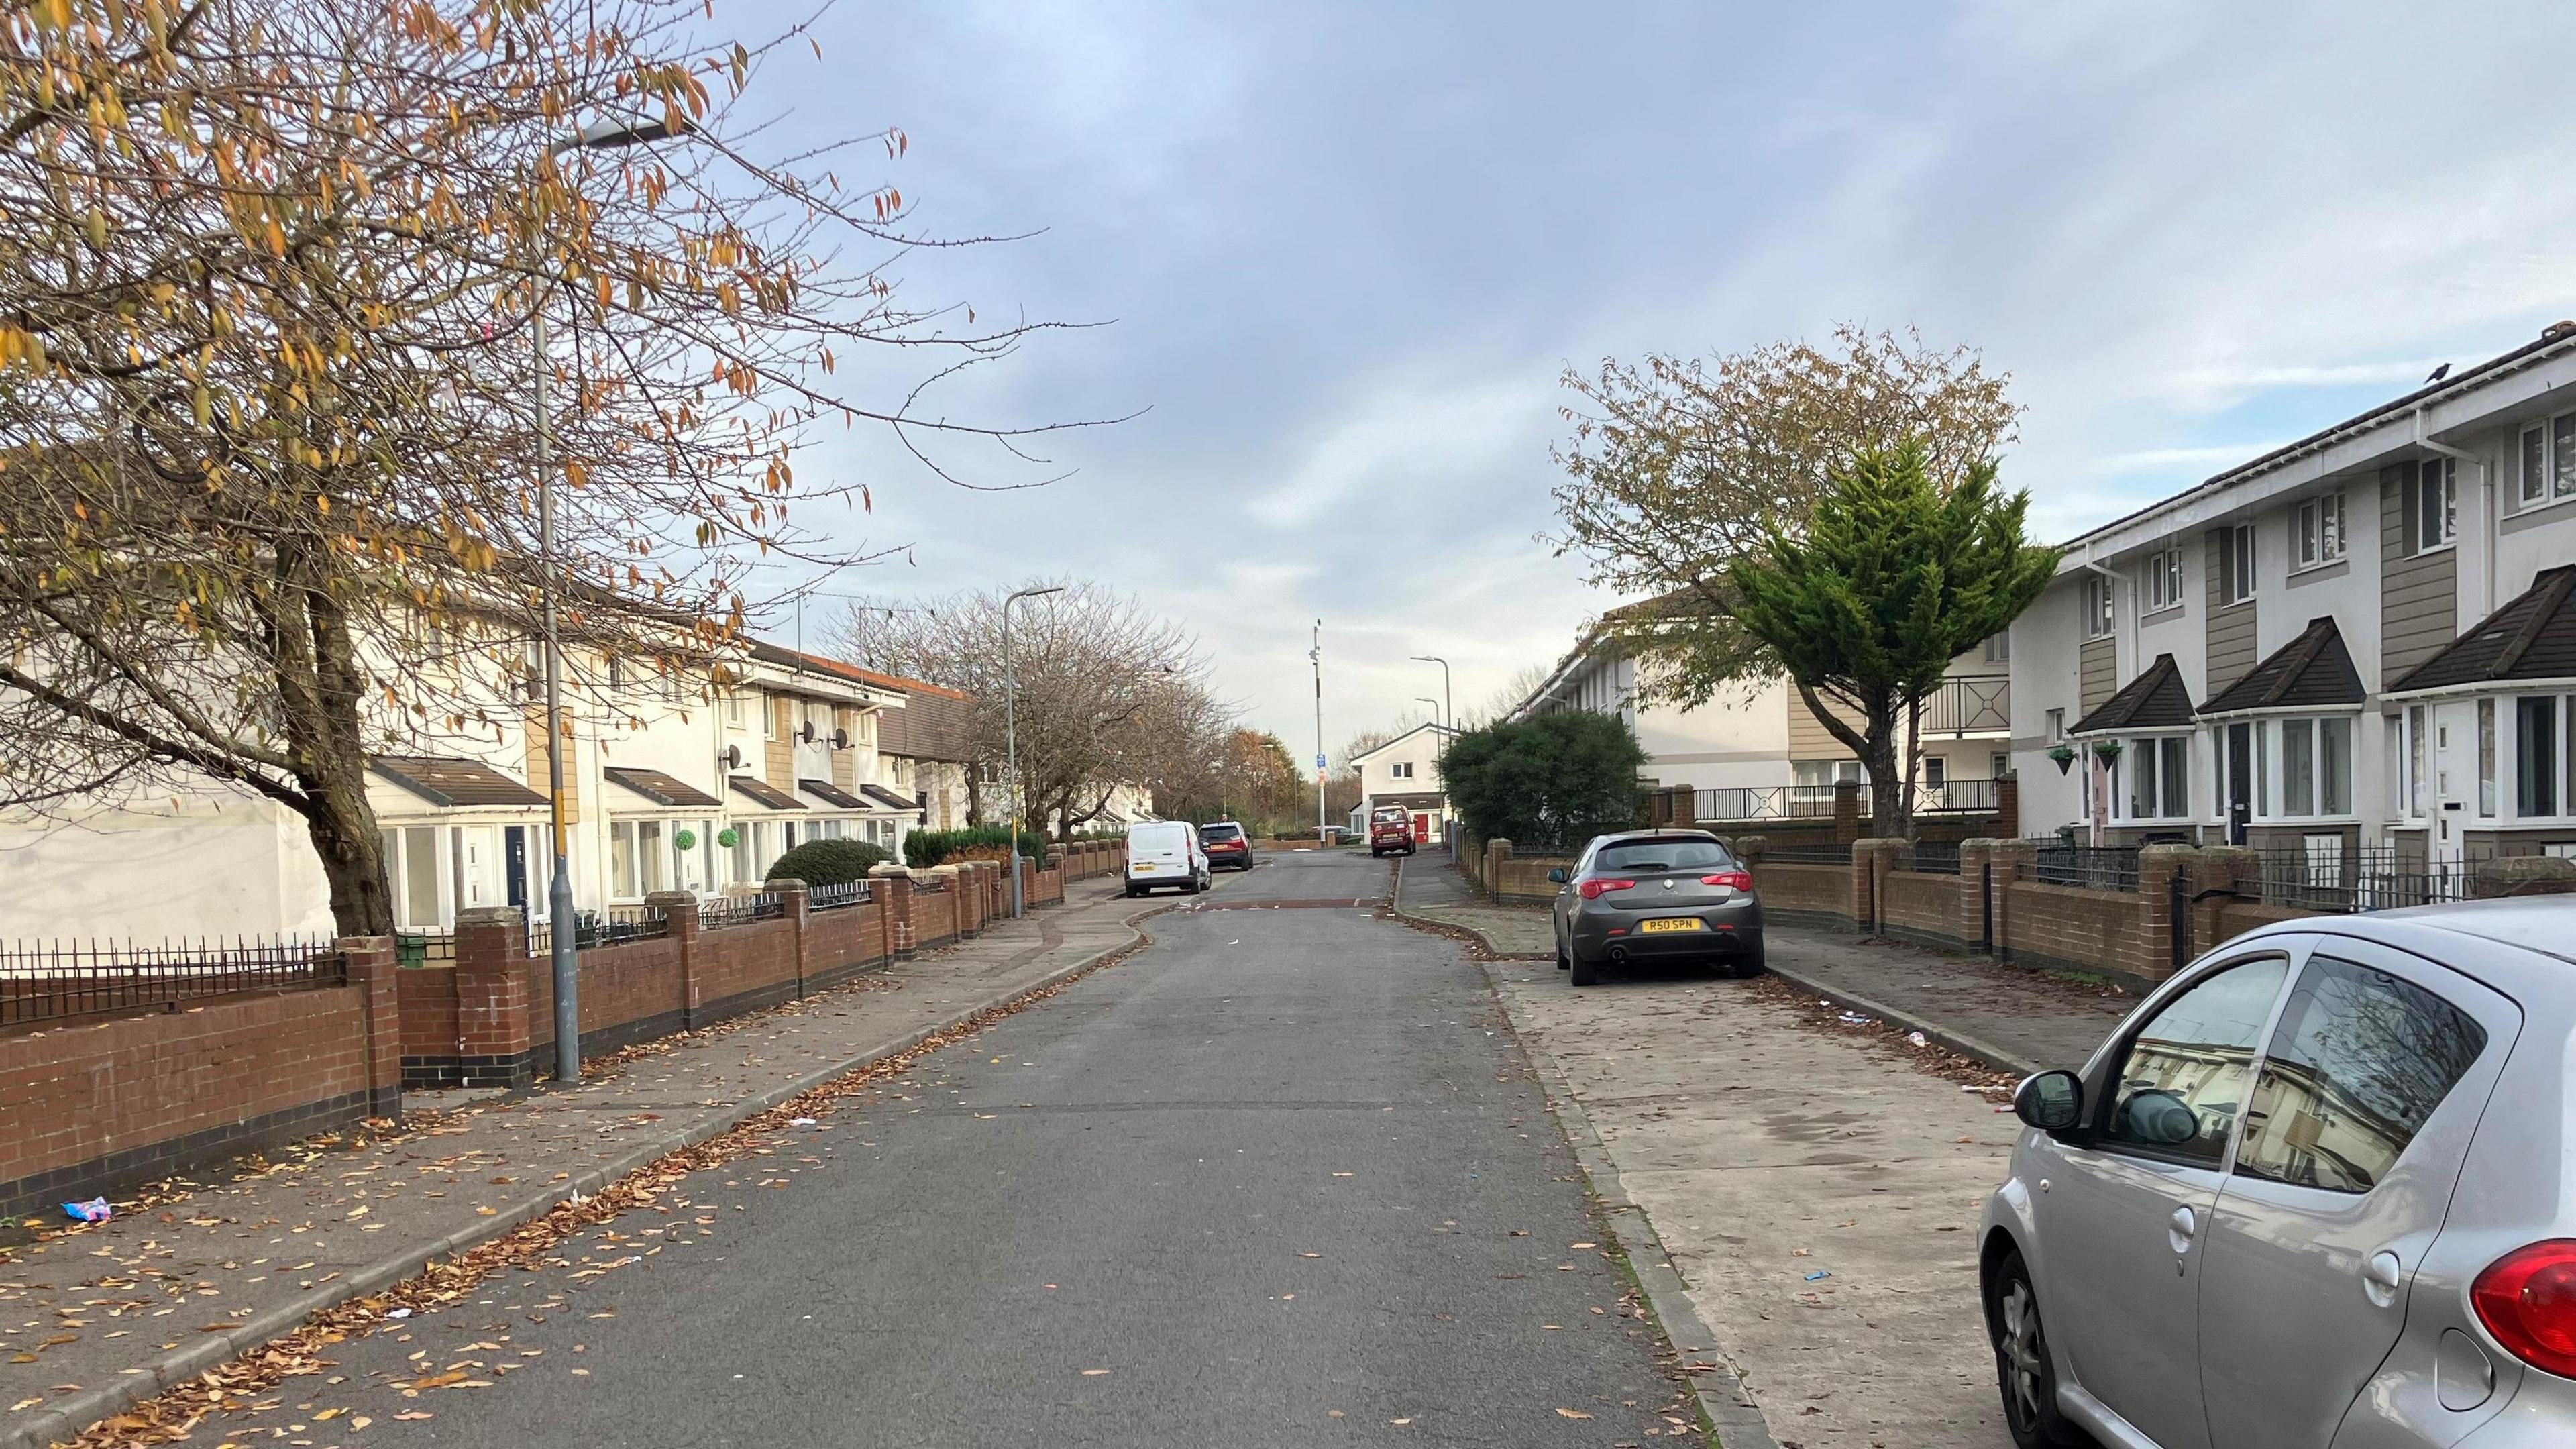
765 838 890 887
905 826 1044 868
1444 710 1644 851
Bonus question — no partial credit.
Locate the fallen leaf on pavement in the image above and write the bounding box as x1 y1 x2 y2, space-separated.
1570 1242 1596 1249
1080 1368 1110 1377
1557 1408 1593 1419
393 1411 434 1421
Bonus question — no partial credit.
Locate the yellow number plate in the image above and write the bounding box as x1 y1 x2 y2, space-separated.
1133 864 1156 872
1638 917 1703 934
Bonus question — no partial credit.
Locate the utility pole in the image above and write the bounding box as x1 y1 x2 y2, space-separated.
1310 621 1325 839
1411 655 1454 847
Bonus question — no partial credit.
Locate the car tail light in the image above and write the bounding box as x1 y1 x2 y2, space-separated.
1577 877 1636 900
1701 870 1754 890
2473 1240 2576 1377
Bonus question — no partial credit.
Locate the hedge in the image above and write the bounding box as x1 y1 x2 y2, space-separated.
764 838 890 887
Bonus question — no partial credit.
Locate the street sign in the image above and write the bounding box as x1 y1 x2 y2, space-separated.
1315 753 1326 771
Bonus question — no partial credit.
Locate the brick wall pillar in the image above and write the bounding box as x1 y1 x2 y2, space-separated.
2135 844 2200 983
2473 855 2576 898
454 906 533 1089
872 865 918 958
339 935 405 1120
1832 780 1862 844
930 865 963 941
1851 838 1906 934
1988 839 2035 962
1486 839 1515 902
1994 774 2020 839
647 890 702 1026
1957 839 1996 950
1672 784 1698 828
773 879 810 998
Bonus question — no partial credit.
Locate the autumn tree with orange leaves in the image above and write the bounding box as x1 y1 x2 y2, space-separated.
0 0 1082 931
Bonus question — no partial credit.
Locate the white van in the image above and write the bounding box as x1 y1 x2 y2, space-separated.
1124 820 1210 897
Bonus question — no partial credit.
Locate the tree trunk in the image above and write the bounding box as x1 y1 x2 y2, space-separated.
1792 679 1911 839
271 536 396 937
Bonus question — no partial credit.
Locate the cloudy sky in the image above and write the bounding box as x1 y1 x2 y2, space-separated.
744 1 2576 763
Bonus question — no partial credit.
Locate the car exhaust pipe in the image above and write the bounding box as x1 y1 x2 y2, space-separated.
1608 945 1629 966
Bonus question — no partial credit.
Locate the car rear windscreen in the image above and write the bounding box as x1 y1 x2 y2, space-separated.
1593 839 1732 872
1199 824 1243 841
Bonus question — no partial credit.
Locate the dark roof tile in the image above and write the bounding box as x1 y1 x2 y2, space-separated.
2392 566 2576 693
2070 653 2196 735
602 765 724 808
371 755 550 809
798 777 868 810
728 775 807 812
2201 617 2366 715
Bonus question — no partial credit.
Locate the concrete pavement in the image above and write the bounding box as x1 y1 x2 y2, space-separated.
103 851 1717 1448
0 875 1146 1449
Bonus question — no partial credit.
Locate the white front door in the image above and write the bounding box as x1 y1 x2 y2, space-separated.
2428 701 2471 865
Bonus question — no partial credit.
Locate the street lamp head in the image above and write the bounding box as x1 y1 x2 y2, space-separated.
1008 585 1065 604
559 114 698 153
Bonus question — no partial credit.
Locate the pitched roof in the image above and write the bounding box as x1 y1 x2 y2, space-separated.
797 777 867 811
2200 617 2367 716
747 640 967 700
2069 653 2196 735
860 783 921 812
602 765 724 809
878 687 978 763
371 755 550 808
1346 720 1460 763
2391 565 2576 694
728 775 806 812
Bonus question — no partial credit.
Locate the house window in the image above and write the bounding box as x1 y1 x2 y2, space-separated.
1924 756 1947 789
2518 697 2562 818
723 690 747 729
1992 752 2010 779
2407 704 2429 817
1391 761 1415 780
2046 708 2066 743
2126 737 2188 820
2146 548 2184 612
2294 492 2345 568
610 821 638 898
2521 414 2576 506
763 696 780 740
2414 458 2457 552
1983 631 2010 663
2222 524 2257 604
2275 716 2353 817
2082 576 2114 639
2477 698 2498 816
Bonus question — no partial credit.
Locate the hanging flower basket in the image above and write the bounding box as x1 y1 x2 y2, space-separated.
2090 740 2123 763
672 827 698 852
2047 744 2078 775
716 826 740 849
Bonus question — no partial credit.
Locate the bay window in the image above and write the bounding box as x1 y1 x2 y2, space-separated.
2406 705 2428 817
2125 735 2190 820
2277 717 2353 817
2478 698 2498 816
2517 695 2576 818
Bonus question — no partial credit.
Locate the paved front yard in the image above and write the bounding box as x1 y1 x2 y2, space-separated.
1486 957 2021 1449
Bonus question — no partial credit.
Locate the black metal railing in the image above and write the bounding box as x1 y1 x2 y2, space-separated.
527 906 669 957
1695 784 1844 822
1762 843 1855 865
1908 842 1963 875
1922 676 2011 735
1 936 343 1027
2232 845 2493 914
808 880 872 912
2035 845 2142 892
1913 779 2002 814
698 893 786 932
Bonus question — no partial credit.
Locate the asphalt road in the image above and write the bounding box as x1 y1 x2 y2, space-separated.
194 850 1703 1446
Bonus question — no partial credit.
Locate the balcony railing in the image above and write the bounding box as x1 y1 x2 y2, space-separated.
1921 676 2010 735
1693 778 2001 822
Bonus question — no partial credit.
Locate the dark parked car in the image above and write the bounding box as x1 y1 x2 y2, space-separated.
1548 829 1763 986
1198 821 1252 871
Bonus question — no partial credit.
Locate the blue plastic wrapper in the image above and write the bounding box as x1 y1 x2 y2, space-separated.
62 1197 112 1223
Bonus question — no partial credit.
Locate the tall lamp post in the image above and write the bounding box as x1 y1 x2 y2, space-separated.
535 113 698 1087
1309 621 1325 839
1410 655 1453 847
1002 586 1063 918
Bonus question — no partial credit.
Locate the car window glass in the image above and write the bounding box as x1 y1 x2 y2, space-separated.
2233 957 2487 1194
1594 840 1731 872
2102 957 2289 1167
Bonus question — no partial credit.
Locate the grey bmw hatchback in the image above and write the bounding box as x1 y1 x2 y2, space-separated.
1980 898 2576 1448
1548 829 1764 985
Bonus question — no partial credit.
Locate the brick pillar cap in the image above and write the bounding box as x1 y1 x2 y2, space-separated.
1854 836 1912 849
2487 856 2576 885
868 863 910 877
928 863 961 877
767 876 809 892
2137 843 2200 866
644 890 698 908
456 906 524 929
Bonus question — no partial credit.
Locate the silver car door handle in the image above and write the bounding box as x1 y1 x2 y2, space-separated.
2167 1205 2197 1256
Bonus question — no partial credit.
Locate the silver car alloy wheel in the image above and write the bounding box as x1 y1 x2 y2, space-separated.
2000 1277 2046 1430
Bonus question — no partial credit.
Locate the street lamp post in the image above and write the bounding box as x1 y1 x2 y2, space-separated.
1410 655 1454 848
535 114 698 1086
1003 586 1063 919
1309 621 1324 839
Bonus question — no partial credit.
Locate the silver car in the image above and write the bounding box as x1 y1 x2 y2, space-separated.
1980 898 2576 1448
1547 829 1764 985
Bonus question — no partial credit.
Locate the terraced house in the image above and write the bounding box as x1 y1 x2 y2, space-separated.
2011 321 2576 878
